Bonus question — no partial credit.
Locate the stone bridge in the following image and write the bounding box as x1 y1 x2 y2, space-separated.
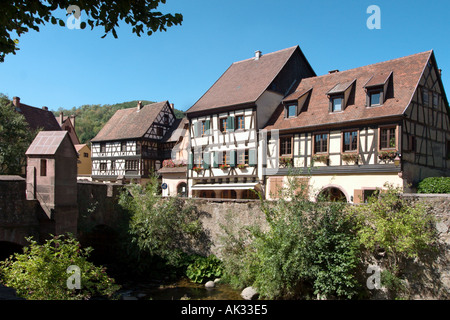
0 175 124 261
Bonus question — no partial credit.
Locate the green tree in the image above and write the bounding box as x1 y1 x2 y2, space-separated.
118 175 209 267
0 235 120 300
0 0 183 62
0 94 35 175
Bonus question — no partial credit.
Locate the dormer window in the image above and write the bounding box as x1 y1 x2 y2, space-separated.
286 104 297 118
326 80 355 113
365 71 392 107
369 91 382 106
331 96 343 112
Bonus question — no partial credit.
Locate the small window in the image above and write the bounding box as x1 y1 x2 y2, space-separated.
100 143 106 153
423 88 429 106
40 159 47 177
380 126 396 150
163 114 169 125
280 136 292 156
237 149 249 165
286 105 297 118
121 141 127 152
331 97 342 112
343 131 358 152
83 152 88 158
201 121 207 136
220 118 228 133
314 133 328 154
370 92 381 106
100 162 107 172
407 136 416 152
157 127 164 136
125 160 138 171
433 92 439 108
222 151 230 165
236 116 245 130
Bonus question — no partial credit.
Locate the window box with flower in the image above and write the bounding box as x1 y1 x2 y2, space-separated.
193 167 204 173
219 164 230 170
312 154 329 165
341 153 359 164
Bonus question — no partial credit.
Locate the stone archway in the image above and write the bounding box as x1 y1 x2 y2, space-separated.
318 185 348 202
177 182 187 197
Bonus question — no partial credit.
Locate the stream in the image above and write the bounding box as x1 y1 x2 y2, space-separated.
118 278 243 300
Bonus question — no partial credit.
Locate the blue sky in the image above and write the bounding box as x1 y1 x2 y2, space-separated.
1 0 449 112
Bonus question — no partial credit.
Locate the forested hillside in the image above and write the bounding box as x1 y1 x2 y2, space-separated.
53 100 186 144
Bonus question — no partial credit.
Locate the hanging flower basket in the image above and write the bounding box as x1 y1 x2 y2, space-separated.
193 167 204 173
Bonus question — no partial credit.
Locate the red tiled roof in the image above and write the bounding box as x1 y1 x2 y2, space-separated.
186 46 302 114
16 103 61 131
265 50 433 132
91 101 170 142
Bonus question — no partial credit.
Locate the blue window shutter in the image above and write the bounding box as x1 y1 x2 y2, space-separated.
227 116 235 132
212 152 219 168
205 120 211 135
230 150 236 167
203 152 210 169
249 149 257 166
188 152 194 170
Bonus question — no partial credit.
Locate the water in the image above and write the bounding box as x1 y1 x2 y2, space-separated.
119 278 243 300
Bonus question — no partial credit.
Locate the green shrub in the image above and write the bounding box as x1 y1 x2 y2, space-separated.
185 255 223 284
417 177 450 194
220 176 361 299
0 235 120 300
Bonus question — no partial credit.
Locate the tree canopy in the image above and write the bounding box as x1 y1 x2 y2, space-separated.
0 0 183 62
0 94 35 175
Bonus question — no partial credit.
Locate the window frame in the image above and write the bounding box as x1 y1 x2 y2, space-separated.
422 88 429 107
237 149 249 165
279 136 293 157
219 117 228 133
121 141 127 152
342 129 359 153
100 143 106 153
236 115 245 130
433 92 439 108
313 132 329 154
40 159 47 177
285 104 297 118
379 125 397 151
99 162 107 172
330 96 343 112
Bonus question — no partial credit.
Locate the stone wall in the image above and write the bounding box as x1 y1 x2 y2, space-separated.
0 176 39 246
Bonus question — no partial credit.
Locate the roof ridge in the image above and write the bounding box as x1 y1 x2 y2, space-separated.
232 45 298 65
302 50 432 83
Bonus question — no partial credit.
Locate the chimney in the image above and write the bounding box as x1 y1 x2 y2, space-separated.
328 69 339 74
42 106 48 111
60 111 64 125
439 69 442 77
137 101 143 111
170 103 174 110
254 50 262 60
12 96 20 107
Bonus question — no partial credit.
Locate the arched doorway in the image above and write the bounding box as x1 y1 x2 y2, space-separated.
0 241 23 261
177 182 187 197
318 186 348 202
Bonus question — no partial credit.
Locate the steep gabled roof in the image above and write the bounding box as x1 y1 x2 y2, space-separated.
186 46 312 115
91 101 171 142
265 50 433 132
14 102 61 131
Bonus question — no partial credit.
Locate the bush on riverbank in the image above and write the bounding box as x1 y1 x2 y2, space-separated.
0 235 120 300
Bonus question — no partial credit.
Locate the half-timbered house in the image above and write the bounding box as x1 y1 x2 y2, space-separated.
263 50 450 202
185 46 316 199
90 101 179 184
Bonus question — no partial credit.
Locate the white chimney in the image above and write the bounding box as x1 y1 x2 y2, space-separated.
255 50 262 60
12 96 20 107
137 101 143 111
170 103 174 110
